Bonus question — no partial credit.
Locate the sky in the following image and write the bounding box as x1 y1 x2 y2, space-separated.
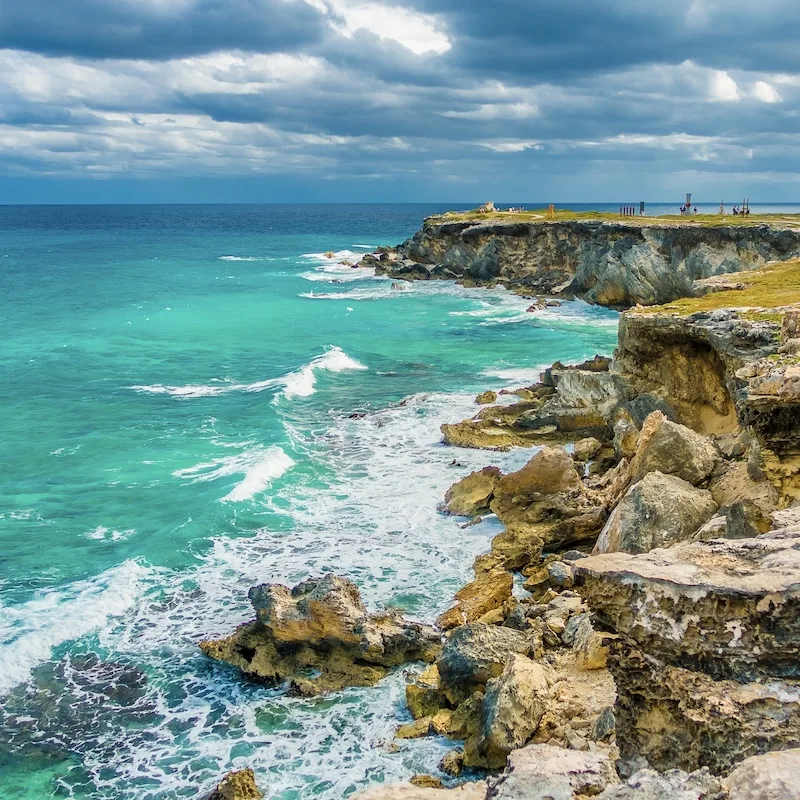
0 0 799 203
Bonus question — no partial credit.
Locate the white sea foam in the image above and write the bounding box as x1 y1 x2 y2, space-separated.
300 249 361 262
0 560 151 695
84 526 137 542
172 445 294 502
130 346 366 402
300 285 403 301
218 256 271 262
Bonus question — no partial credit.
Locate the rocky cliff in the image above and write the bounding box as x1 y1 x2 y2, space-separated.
361 218 800 307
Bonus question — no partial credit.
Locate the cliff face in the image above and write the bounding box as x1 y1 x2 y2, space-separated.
366 219 800 307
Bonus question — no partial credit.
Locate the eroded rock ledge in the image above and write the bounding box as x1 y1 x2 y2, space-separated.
200 574 440 695
359 218 800 308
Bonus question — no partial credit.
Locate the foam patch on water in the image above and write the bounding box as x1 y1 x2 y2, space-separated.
218 256 272 262
130 346 366 402
0 560 152 695
300 285 408 301
172 445 295 502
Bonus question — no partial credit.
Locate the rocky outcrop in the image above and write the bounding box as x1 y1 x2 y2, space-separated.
207 769 263 800
363 218 800 308
437 555 513 630
200 574 439 695
576 528 800 774
441 467 503 517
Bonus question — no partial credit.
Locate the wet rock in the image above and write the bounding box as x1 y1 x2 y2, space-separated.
573 437 603 462
437 554 513 631
629 412 719 486
593 471 716 555
410 776 444 789
439 749 465 777
597 767 725 799
724 747 800 799
396 718 433 739
488 743 618 799
207 769 263 800
406 664 447 719
476 391 498 405
490 447 607 551
577 530 800 680
436 624 533 705
441 467 503 517
200 574 440 695
465 655 552 769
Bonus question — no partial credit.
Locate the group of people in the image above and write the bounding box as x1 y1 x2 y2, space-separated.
733 205 751 216
679 205 698 214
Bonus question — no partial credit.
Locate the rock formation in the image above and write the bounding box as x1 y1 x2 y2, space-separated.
207 769 263 800
200 574 440 695
359 217 800 308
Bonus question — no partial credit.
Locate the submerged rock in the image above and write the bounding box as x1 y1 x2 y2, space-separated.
207 769 263 800
592 472 717 555
200 574 440 695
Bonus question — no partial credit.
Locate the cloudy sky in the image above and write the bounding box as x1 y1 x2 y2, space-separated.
1 0 798 203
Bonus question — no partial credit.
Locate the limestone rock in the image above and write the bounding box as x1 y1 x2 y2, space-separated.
207 769 263 800
488 743 618 799
490 525 544 570
353 782 487 799
708 461 779 517
594 472 716 555
490 447 607 550
573 437 603 462
597 768 725 799
577 530 800 680
724 748 800 800
437 555 513 631
442 467 503 517
466 655 552 769
436 624 533 705
406 664 447 719
608 646 800 775
630 412 719 486
200 574 440 695
477 391 498 405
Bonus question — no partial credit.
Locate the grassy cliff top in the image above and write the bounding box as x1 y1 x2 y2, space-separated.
639 258 800 319
427 208 800 229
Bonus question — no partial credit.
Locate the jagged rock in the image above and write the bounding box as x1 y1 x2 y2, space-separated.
441 467 503 517
563 612 612 670
613 417 639 461
577 530 800 680
597 767 725 799
200 574 440 695
546 561 574 589
488 743 618 799
465 655 552 769
436 624 533 705
439 749 465 777
608 646 800 775
491 525 545 570
591 707 615 741
490 447 607 550
573 437 603 462
593 472 716 555
708 461 779 516
437 554 513 631
410 776 443 789
406 664 447 719
353 781 487 799
396 718 433 739
629 412 719 486
207 769 263 800
724 747 800 799
476 391 498 405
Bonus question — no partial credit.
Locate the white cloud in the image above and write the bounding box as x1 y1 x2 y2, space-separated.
479 140 542 153
751 80 782 103
709 70 739 101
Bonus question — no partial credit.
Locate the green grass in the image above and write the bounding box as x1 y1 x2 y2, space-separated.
639 259 800 316
426 208 800 229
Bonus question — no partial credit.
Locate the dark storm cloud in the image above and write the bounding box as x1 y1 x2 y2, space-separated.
0 0 328 59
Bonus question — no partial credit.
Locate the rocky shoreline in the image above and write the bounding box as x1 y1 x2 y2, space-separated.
204 217 800 799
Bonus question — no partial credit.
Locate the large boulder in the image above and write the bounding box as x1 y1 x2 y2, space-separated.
629 412 719 486
200 574 440 695
441 467 503 517
465 655 552 769
437 554 513 631
436 624 534 705
488 743 618 799
490 447 607 550
724 748 800 800
597 768 724 799
593 472 717 555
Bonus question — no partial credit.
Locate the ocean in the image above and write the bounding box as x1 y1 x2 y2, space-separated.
0 200 769 798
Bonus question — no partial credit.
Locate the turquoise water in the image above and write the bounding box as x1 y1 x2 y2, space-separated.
0 204 621 798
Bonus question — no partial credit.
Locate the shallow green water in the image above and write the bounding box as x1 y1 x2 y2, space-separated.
0 204 619 798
